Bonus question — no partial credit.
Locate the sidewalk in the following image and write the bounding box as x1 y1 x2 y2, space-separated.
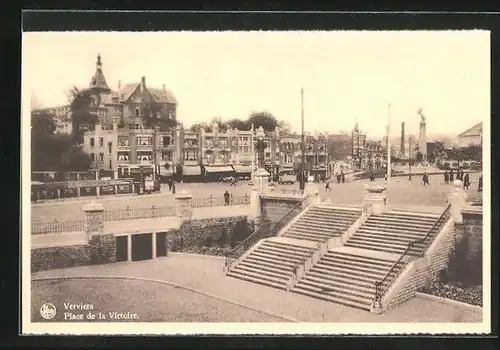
32 253 482 323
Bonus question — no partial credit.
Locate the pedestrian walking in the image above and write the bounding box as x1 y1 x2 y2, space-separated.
230 177 237 187
341 173 345 183
370 171 375 182
325 182 331 191
423 172 430 186
336 173 341 184
449 170 454 182
224 190 230 206
444 171 449 184
171 180 176 194
463 173 470 189
168 178 173 191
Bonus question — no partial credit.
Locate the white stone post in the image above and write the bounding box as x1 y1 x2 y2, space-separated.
83 201 105 240
363 185 387 215
448 179 467 224
175 190 193 222
305 175 320 205
249 188 261 225
253 168 270 194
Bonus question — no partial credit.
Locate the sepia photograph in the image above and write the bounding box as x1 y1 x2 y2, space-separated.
21 29 490 335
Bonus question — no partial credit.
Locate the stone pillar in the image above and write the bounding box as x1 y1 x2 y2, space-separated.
363 185 387 215
131 184 135 193
249 188 261 225
175 190 193 222
113 170 118 179
253 168 270 194
114 185 118 194
56 188 61 199
96 186 101 197
152 232 157 259
84 201 116 264
448 180 467 224
76 187 81 197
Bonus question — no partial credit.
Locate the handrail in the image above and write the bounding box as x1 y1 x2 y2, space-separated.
224 198 306 271
373 203 452 305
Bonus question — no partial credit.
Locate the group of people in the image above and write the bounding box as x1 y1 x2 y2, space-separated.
325 171 346 190
443 169 471 189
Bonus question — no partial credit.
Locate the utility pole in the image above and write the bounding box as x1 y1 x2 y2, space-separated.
408 135 413 180
300 88 305 191
251 123 255 181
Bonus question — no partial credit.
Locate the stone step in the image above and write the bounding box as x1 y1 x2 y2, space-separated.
245 254 297 267
369 216 436 226
355 229 425 240
262 240 315 253
383 212 439 220
238 260 294 274
227 271 288 290
346 237 409 250
362 222 432 233
327 251 397 265
318 259 391 276
344 242 405 255
285 228 335 238
314 263 386 280
283 232 329 242
303 212 357 221
297 277 375 299
291 286 371 310
233 264 290 280
303 271 376 290
321 253 394 269
251 251 303 264
292 222 344 233
307 268 377 285
258 243 312 256
350 233 416 246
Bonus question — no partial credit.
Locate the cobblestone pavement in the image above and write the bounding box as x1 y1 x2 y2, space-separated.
31 173 482 222
32 253 483 323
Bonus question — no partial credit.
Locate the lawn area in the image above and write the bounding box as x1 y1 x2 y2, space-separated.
32 278 286 322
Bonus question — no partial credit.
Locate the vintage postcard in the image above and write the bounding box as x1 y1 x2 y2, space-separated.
21 29 491 335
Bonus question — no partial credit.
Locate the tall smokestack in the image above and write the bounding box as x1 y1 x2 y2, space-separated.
401 122 405 156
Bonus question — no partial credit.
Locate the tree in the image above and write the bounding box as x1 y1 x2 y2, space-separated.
248 111 279 132
226 118 250 131
415 151 423 164
189 122 211 133
61 148 92 172
69 87 98 145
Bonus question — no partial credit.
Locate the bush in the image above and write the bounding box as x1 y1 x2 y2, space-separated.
419 281 482 306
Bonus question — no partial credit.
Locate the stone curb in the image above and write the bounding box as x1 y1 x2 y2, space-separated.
167 252 225 260
32 275 299 323
415 292 483 313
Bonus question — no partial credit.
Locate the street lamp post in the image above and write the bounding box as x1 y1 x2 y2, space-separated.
408 136 413 181
255 126 267 169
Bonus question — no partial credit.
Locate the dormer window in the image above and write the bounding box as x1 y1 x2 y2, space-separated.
135 108 140 117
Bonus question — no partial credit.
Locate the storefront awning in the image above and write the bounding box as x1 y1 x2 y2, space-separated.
182 166 202 176
232 165 252 173
205 166 235 173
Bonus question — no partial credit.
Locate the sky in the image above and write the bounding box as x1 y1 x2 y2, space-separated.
23 30 489 138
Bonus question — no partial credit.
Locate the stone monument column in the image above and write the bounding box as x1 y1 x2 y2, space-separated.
448 179 467 224
363 185 387 215
83 201 116 264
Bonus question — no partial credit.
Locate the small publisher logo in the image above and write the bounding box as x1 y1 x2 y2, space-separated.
40 303 57 320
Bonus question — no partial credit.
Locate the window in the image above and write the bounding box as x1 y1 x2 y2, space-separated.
117 152 129 161
118 137 129 146
90 153 95 161
162 152 172 161
168 111 173 119
99 153 104 162
135 108 140 117
163 136 171 147
109 160 112 169
90 138 95 148
136 137 153 146
100 138 104 147
108 142 112 154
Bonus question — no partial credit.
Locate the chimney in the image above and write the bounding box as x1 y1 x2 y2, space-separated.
140 76 146 92
401 122 405 156
162 84 166 92
118 80 121 90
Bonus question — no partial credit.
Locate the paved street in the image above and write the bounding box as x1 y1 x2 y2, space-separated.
31 173 482 222
32 253 483 323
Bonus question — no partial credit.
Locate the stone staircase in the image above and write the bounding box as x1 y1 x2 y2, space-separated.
292 249 404 310
344 211 439 255
281 206 361 243
227 238 316 290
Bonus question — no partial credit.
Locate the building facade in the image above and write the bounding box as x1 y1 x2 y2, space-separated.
458 122 483 147
351 123 367 171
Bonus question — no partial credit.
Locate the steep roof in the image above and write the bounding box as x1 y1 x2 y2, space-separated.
149 87 178 104
459 122 482 137
89 54 111 92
